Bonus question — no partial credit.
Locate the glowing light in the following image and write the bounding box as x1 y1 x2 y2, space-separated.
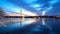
22 18 36 26
42 18 45 25
42 11 46 16
42 11 46 25
6 13 25 16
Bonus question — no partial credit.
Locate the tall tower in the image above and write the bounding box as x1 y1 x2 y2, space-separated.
20 9 22 16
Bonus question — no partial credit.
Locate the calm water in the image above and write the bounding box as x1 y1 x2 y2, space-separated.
0 18 60 34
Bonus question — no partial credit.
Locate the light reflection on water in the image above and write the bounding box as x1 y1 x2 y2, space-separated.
6 18 37 26
0 18 37 32
0 18 59 28
0 18 37 28
0 18 60 33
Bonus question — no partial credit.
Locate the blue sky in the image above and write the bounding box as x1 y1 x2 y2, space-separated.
0 0 60 16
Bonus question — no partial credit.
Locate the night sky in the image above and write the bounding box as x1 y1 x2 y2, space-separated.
0 0 60 16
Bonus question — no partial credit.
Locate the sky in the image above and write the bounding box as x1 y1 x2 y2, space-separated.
0 0 60 16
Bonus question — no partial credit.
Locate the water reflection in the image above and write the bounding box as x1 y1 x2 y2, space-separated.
0 18 37 27
0 18 60 34
42 18 45 25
